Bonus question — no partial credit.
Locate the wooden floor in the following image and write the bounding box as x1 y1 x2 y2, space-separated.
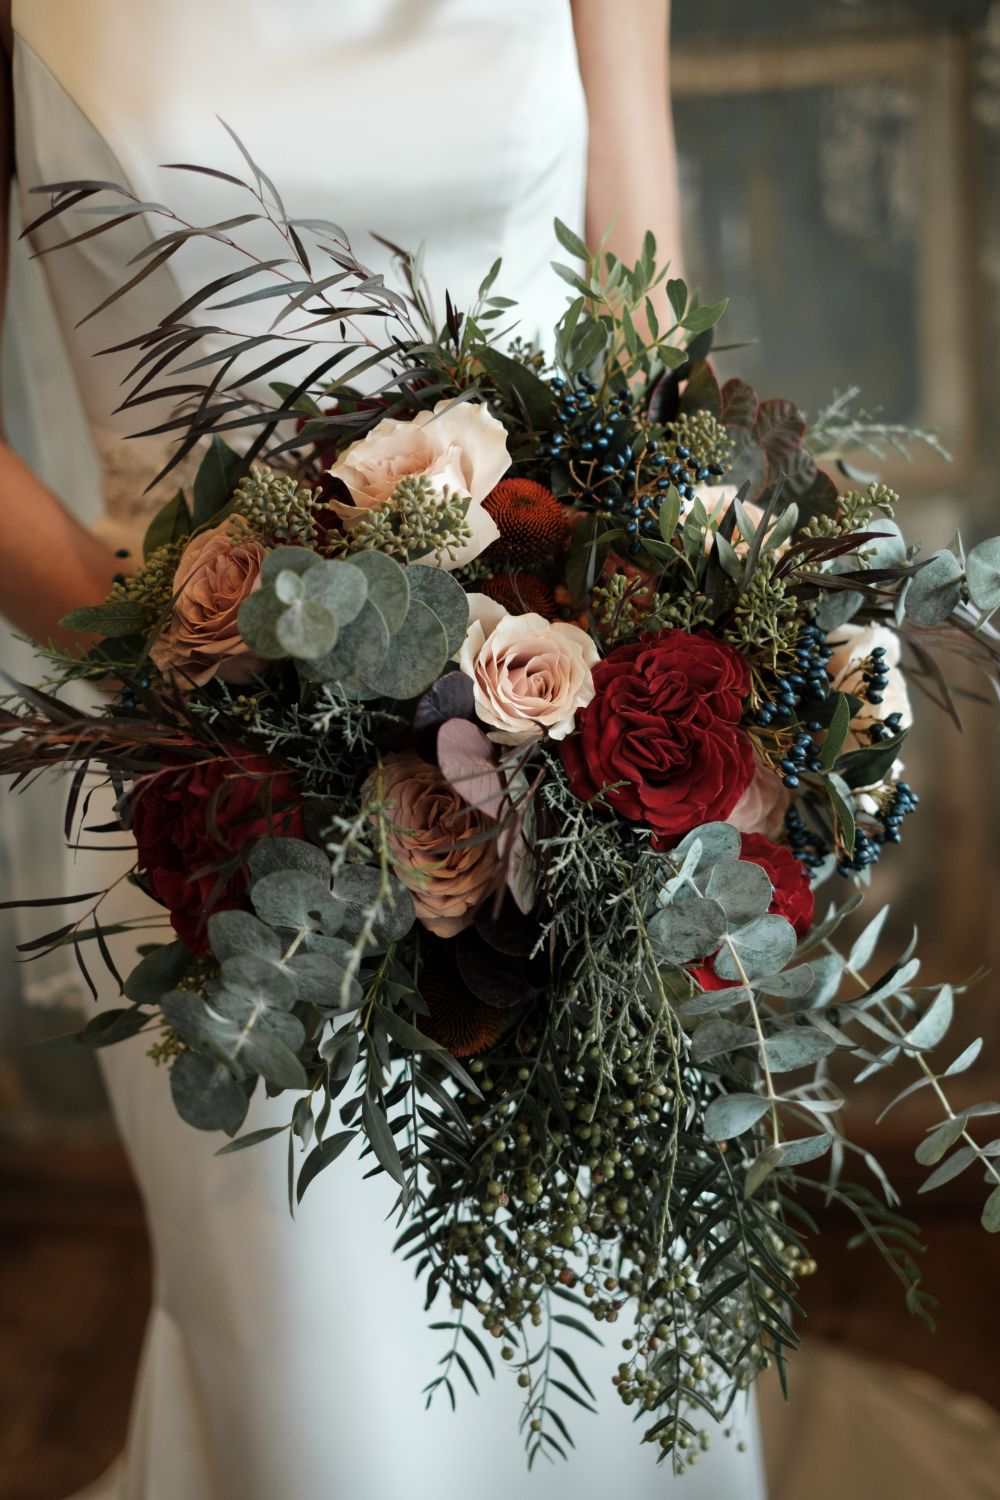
0 1139 996 1500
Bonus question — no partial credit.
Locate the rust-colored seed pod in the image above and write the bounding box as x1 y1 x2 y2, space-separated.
483 478 571 565
479 570 557 620
417 969 507 1058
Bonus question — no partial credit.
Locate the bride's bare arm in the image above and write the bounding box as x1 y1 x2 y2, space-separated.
0 25 120 647
572 0 684 312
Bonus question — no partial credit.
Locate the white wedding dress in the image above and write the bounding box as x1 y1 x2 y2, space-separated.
8 3 767 1496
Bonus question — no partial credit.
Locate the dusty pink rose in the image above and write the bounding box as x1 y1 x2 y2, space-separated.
379 751 501 938
458 594 599 746
325 398 509 570
151 519 269 689
729 754 791 839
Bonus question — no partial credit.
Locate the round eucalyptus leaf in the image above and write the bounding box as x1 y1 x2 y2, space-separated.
405 566 470 656
248 835 332 886
764 1027 837 1073
690 1018 757 1063
363 598 448 699
706 859 774 926
758 963 817 1000
251 869 343 935
207 909 283 964
216 953 299 1010
261 545 319 584
298 597 390 686
648 895 727 964
672 822 741 874
160 989 216 1049
124 939 193 1004
302 558 369 625
275 598 338 659
287 950 363 1010
713 914 797 982
348 549 410 634
703 1091 771 1142
332 866 416 943
904 550 963 626
813 586 863 633
238 590 285 658
170 1050 249 1134
230 1025 307 1089
274 568 304 604
862 519 907 569
965 537 1000 614
209 988 306 1053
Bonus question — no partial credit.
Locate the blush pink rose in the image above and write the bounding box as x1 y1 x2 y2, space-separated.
458 594 599 746
150 518 269 689
325 398 509 570
729 754 791 839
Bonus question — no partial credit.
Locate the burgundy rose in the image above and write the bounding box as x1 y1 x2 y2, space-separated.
560 629 754 844
689 832 815 992
129 752 305 953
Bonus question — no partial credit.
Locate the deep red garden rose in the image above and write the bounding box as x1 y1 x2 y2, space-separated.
129 752 305 953
560 629 754 843
689 832 815 991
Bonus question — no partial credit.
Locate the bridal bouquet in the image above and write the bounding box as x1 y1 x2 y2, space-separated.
5 133 1000 1470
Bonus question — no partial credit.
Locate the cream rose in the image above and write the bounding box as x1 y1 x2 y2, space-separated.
150 518 269 689
729 754 791 839
379 751 501 938
826 622 912 749
326 398 509 570
458 595 599 746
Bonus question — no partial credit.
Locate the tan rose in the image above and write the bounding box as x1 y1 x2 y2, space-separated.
826 622 911 750
458 594 599 746
380 751 501 938
729 754 791 839
150 518 269 689
326 398 509 570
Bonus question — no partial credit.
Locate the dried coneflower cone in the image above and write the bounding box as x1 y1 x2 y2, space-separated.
480 569 557 620
417 965 507 1058
483 478 571 565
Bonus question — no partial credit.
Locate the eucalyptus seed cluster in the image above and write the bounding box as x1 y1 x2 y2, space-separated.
592 571 718 645
418 1015 791 1460
661 410 734 475
722 555 800 662
801 480 897 542
107 540 185 620
335 475 472 563
231 462 320 547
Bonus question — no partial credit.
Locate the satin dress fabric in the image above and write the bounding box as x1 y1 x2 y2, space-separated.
9 4 767 1496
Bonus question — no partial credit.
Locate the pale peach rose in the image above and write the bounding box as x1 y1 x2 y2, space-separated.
826 622 911 750
379 751 501 937
326 398 509 570
458 594 599 746
150 518 269 689
729 755 791 839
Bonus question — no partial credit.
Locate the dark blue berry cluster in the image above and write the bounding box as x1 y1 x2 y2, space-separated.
120 676 150 711
862 645 890 705
785 805 829 870
754 626 833 733
836 780 919 874
547 377 724 555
